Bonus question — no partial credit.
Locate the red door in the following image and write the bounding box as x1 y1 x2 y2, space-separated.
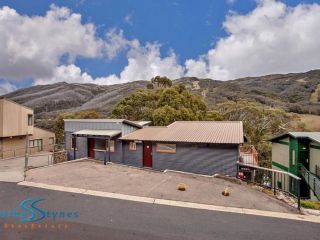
88 138 95 159
143 141 152 167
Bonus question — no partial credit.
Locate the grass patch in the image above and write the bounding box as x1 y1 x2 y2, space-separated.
301 200 320 210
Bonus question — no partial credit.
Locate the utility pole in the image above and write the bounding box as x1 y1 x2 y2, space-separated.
24 131 29 180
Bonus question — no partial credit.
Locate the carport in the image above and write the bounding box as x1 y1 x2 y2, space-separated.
72 129 121 165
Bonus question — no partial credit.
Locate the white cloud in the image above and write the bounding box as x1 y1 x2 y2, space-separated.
106 42 184 84
0 4 104 80
0 81 17 95
3 0 320 90
103 28 137 60
35 42 185 85
186 0 320 79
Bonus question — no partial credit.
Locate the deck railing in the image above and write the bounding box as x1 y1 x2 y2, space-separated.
299 164 320 200
237 162 301 210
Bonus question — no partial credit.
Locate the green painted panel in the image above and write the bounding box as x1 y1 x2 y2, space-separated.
310 144 320 150
272 161 289 171
274 140 289 145
289 137 298 176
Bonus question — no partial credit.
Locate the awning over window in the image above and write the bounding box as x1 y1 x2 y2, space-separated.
72 129 121 138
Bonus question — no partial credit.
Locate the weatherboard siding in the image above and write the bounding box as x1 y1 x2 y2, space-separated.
272 142 289 170
310 140 320 174
152 143 238 176
65 132 88 160
122 141 143 167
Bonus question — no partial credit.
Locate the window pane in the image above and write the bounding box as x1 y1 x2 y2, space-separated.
71 138 76 149
29 140 34 148
129 142 136 150
28 114 33 126
106 140 115 152
156 143 176 153
292 150 295 165
94 139 106 150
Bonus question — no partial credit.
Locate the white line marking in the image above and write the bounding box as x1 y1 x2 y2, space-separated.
17 181 320 223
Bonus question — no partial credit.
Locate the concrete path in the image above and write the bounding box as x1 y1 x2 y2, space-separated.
26 160 297 213
0 152 52 182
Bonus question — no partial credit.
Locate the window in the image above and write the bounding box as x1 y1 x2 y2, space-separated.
49 137 55 145
129 142 137 151
71 137 77 149
156 143 176 153
29 139 42 148
28 114 33 126
292 150 295 166
106 140 115 152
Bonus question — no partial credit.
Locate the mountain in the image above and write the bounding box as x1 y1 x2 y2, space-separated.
3 70 320 130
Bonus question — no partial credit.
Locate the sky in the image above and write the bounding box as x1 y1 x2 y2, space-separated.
1 0 320 94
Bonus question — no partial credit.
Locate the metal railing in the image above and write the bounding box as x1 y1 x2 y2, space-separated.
0 144 65 160
316 165 320 179
299 164 320 200
237 162 301 210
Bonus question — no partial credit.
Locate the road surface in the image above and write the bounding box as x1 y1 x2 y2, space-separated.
0 182 319 240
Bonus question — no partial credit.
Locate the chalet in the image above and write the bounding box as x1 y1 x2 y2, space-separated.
65 120 244 176
270 132 320 200
0 98 55 159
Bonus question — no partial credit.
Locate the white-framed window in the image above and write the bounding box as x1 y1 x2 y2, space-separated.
156 143 176 153
129 142 137 151
292 150 295 166
29 140 34 148
106 140 115 152
28 114 33 126
49 137 55 145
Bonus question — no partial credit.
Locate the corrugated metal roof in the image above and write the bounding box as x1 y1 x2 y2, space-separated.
132 121 152 126
120 121 244 144
270 132 320 144
73 129 121 137
64 119 143 128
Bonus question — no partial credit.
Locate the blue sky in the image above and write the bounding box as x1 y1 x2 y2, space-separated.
1 0 320 93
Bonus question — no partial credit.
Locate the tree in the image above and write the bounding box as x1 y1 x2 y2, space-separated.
150 76 172 88
54 111 100 143
112 77 207 125
213 100 293 161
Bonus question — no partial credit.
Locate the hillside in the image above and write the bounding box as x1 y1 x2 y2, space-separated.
3 70 320 130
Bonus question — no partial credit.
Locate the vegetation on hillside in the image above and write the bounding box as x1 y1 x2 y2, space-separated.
54 111 100 143
112 76 207 126
5 70 320 132
112 76 298 165
208 101 295 164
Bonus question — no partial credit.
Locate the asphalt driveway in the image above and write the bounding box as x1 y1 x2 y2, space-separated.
25 160 297 213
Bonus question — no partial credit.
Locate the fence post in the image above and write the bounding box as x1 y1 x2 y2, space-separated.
297 179 301 210
273 172 276 195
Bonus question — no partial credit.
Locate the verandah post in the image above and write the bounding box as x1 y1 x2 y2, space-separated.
108 137 111 163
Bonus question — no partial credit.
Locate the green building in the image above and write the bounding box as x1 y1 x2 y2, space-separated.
270 132 320 200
